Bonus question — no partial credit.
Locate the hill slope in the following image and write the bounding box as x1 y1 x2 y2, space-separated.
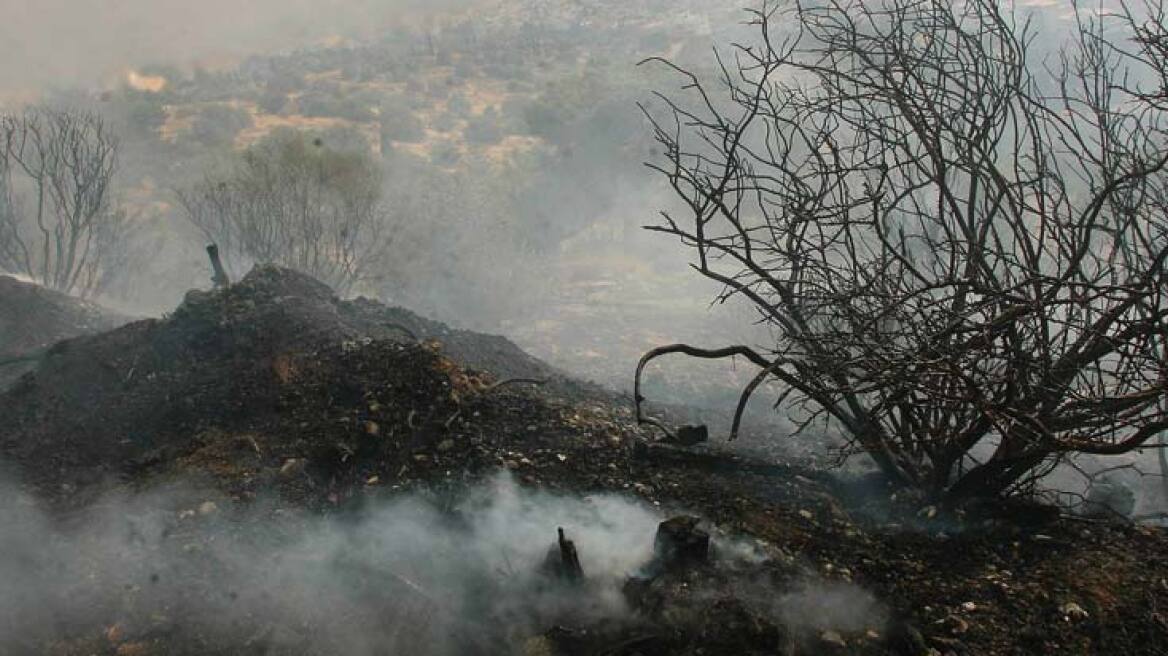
1 266 1166 656
0 275 129 390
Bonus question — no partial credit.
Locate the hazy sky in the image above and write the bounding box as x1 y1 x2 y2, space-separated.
0 0 478 97
0 0 1105 99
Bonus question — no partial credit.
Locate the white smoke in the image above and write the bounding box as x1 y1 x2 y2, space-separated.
0 269 39 286
0 471 661 654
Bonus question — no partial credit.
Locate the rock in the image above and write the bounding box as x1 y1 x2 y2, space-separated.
675 424 708 446
115 643 151 656
887 621 930 656
363 420 381 436
436 439 455 452
1059 601 1089 621
819 630 847 648
198 501 219 516
944 615 969 634
278 458 306 479
520 636 555 656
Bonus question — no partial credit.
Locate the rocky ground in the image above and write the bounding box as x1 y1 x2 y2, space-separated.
1 266 1166 655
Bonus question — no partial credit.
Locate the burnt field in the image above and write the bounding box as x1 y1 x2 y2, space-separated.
4 0 1168 653
0 267 1165 655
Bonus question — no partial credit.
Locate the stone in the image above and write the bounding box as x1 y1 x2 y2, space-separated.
278 458 306 479
820 630 847 648
675 424 708 446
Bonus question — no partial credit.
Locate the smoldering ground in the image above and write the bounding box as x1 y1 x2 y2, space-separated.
0 470 889 654
0 471 658 653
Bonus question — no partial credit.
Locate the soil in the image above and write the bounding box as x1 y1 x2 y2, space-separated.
1 266 1166 655
0 275 129 390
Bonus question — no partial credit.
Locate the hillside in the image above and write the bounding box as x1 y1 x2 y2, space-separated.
88 0 749 333
0 266 588 500
1 267 1166 655
0 275 129 390
3 3 1167 653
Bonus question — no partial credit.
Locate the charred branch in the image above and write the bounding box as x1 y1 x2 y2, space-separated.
639 0 1168 503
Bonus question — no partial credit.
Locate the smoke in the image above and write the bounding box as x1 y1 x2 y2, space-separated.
0 269 38 286
774 581 887 637
0 0 484 97
0 471 661 654
0 467 897 653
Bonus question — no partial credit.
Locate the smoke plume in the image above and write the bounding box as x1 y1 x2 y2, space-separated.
0 471 660 654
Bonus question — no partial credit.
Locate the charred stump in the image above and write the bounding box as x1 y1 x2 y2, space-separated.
206 244 230 288
543 527 584 582
653 516 709 571
626 515 711 608
672 424 709 446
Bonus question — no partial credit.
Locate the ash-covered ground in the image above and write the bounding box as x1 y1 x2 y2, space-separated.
1 267 1167 655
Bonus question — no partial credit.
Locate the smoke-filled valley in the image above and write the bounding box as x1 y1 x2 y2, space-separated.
3 0 1168 654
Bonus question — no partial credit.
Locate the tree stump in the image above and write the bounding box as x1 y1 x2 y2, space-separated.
543 527 584 582
653 516 709 570
206 244 230 288
674 424 709 446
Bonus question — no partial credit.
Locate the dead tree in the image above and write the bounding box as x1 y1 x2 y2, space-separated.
175 130 389 296
0 107 124 297
637 0 1168 504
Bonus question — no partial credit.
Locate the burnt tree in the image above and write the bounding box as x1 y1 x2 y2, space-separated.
0 107 124 297
176 130 389 296
637 0 1168 504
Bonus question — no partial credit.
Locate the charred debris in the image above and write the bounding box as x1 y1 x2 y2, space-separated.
1 266 1167 654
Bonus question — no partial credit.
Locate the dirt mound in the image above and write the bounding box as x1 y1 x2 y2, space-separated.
0 265 600 501
0 275 129 389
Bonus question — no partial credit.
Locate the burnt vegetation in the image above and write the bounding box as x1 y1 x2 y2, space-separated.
4 1 1168 655
175 130 390 295
0 107 127 297
637 0 1168 505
